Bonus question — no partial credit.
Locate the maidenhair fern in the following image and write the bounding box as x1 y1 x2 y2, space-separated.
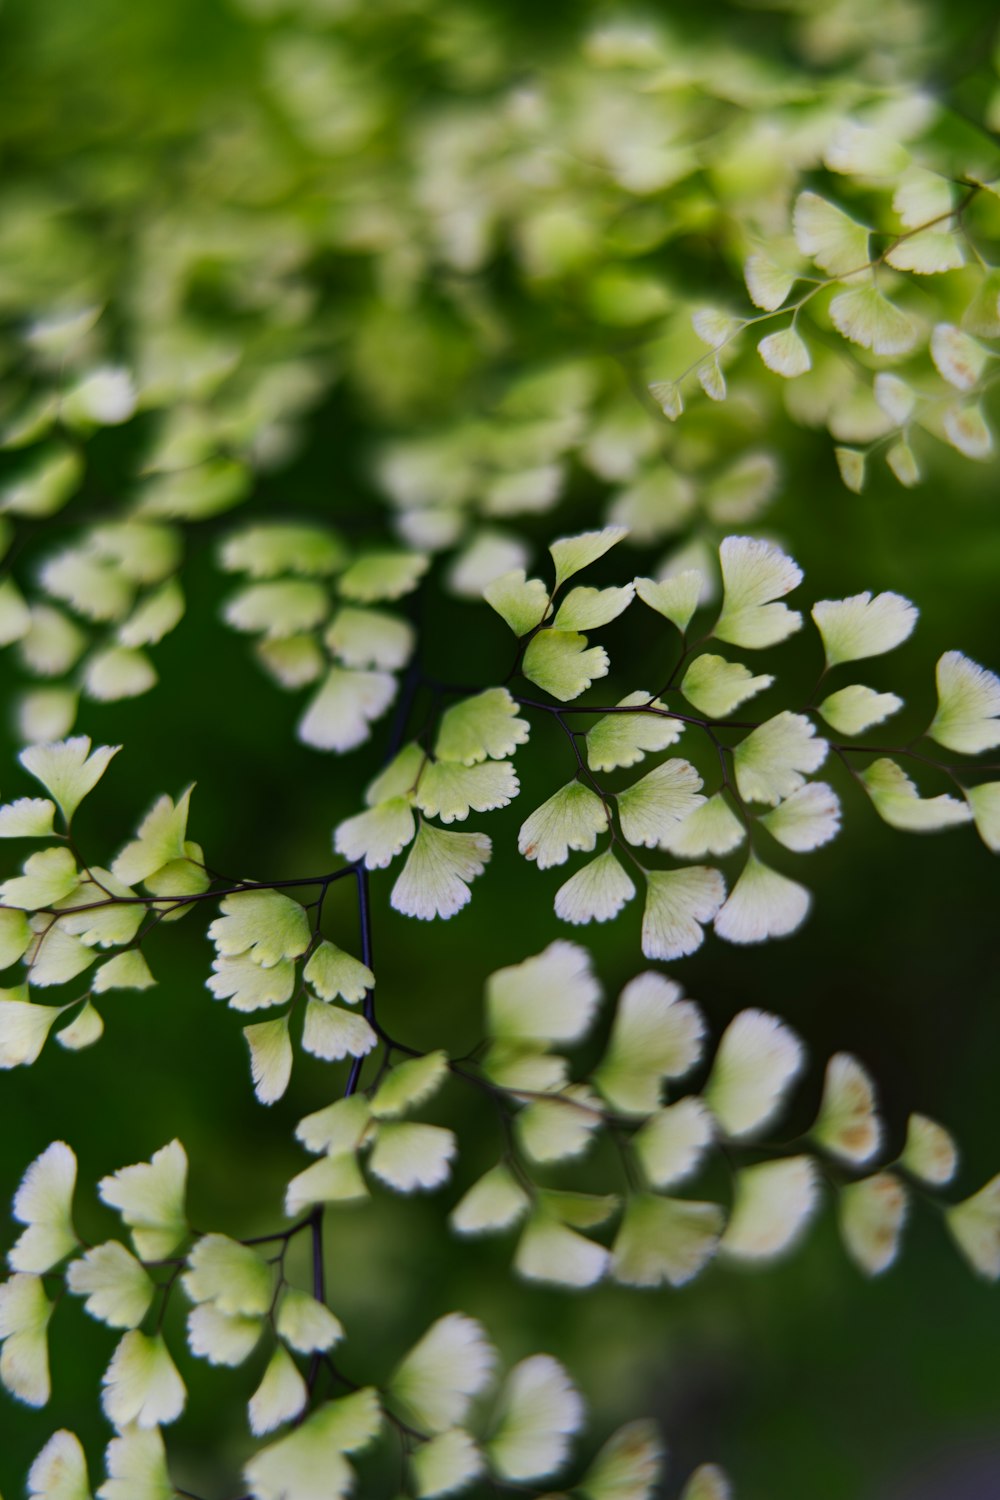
2 516 999 1493
0 0 998 1496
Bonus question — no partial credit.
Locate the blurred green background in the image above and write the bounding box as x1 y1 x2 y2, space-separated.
0 0 999 1494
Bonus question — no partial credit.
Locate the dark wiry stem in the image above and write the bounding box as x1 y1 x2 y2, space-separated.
344 866 375 1098
8 864 362 920
305 1207 327 1393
